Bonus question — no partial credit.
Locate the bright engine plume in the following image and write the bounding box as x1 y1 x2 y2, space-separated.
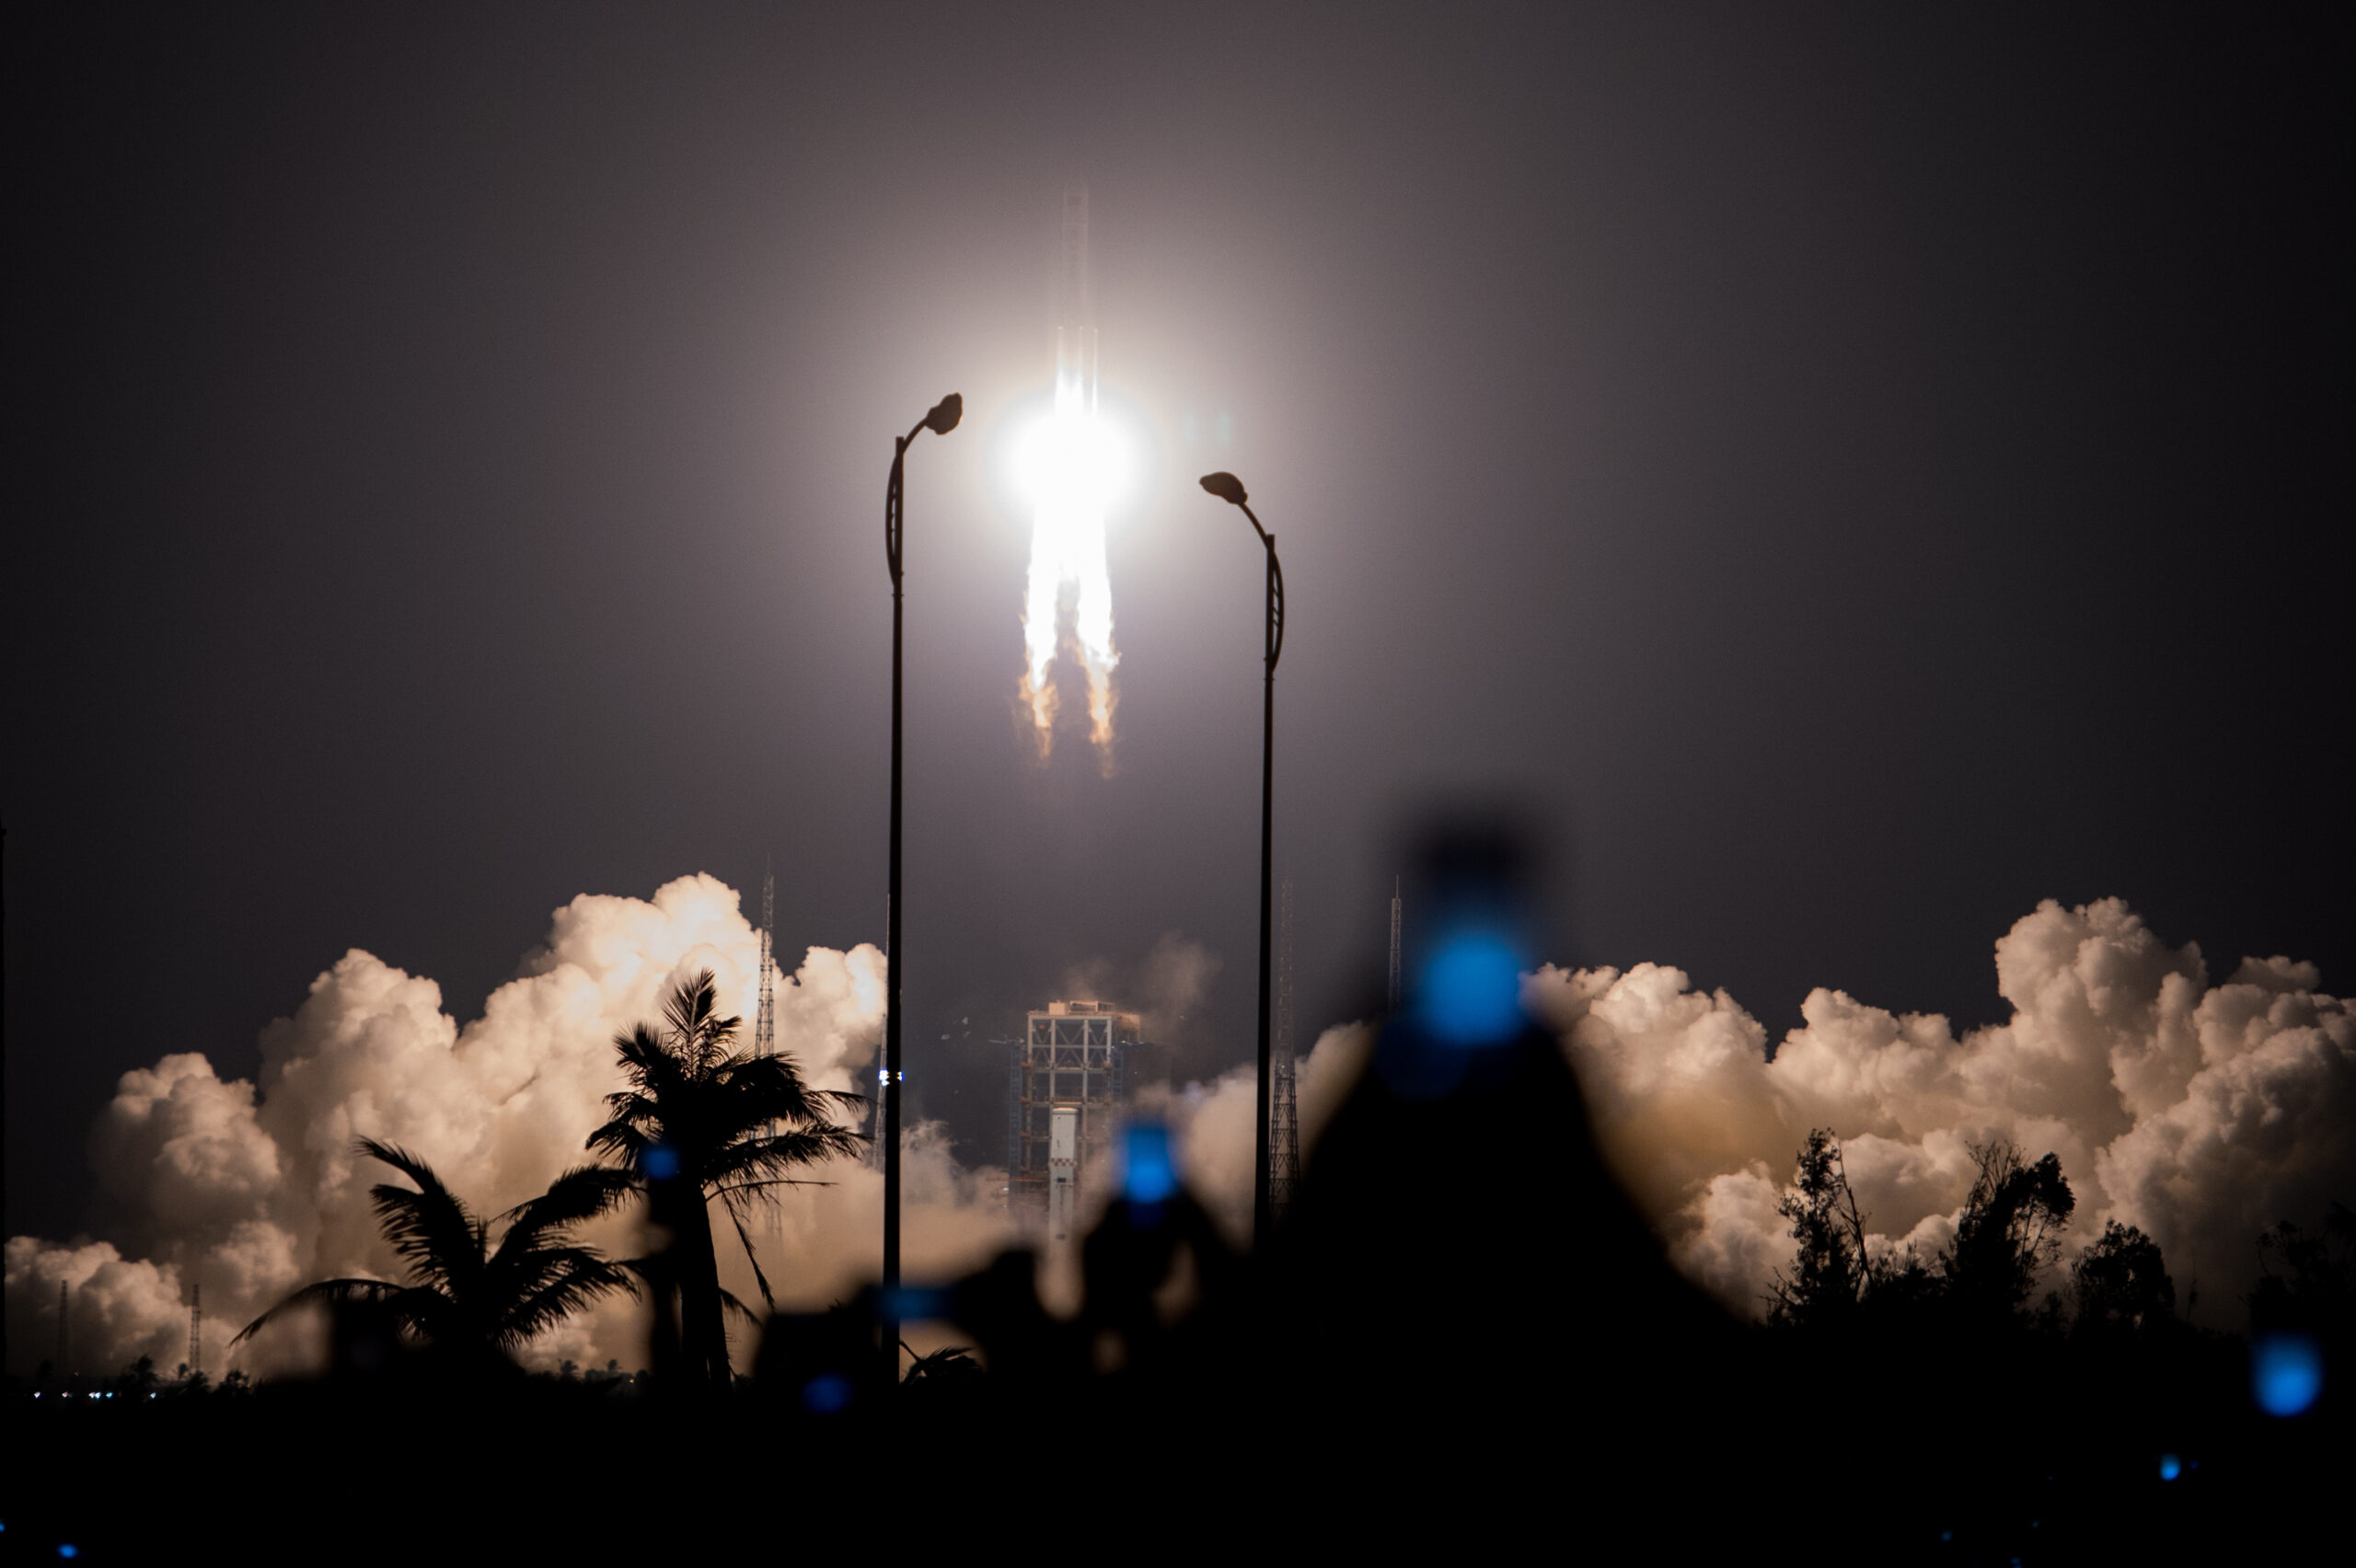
1017 184 1122 770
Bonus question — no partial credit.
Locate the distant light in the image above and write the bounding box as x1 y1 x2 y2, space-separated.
1419 929 1526 1045
2253 1333 2324 1416
801 1374 854 1415
1123 1122 1176 1205
59 1549 79 1561
643 1145 682 1181
2158 1454 2181 1481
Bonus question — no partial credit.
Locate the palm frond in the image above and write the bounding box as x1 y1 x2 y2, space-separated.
585 1117 656 1166
356 1138 485 1297
717 1052 867 1126
701 1125 868 1190
720 1193 778 1311
231 1278 402 1345
708 1177 837 1199
496 1255 638 1346
496 1163 641 1238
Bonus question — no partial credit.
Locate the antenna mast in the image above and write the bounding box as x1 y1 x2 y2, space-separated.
188 1284 202 1378
755 866 777 1061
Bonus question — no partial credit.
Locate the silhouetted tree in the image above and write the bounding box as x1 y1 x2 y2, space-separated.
1940 1139 2073 1324
589 969 866 1389
2070 1221 2174 1334
2248 1201 2355 1337
235 1138 636 1369
1768 1128 1870 1328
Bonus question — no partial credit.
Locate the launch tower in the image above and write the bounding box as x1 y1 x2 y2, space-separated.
1007 1000 1164 1237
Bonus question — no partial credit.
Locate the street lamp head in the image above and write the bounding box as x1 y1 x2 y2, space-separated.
923 393 964 436
1198 471 1248 506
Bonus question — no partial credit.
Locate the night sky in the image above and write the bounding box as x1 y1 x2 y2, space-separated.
7 4 2347 1243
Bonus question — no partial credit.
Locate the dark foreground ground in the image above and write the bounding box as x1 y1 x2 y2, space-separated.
1 1311 2335 1564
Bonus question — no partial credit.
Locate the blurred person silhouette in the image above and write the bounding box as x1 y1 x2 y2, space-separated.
1272 815 1756 1538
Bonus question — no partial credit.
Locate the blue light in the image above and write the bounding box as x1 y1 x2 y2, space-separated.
1124 1123 1176 1205
2158 1454 2181 1481
1419 930 1525 1045
59 1548 79 1561
642 1145 681 1181
801 1374 853 1414
884 1286 943 1321
2253 1333 2324 1417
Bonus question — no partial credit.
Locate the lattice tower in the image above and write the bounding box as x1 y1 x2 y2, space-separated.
189 1284 202 1378
755 868 777 1060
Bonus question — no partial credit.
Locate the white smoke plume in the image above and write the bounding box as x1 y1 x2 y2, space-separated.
13 891 2346 1375
1140 1022 1374 1247
1531 898 2356 1320
6 874 1015 1378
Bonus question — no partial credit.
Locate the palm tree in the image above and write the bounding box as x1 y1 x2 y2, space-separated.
588 968 866 1389
235 1138 635 1368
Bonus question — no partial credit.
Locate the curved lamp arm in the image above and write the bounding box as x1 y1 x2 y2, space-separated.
1199 472 1285 674
886 394 964 587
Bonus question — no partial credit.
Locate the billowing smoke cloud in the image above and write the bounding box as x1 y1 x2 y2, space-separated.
1057 932 1225 1070
1532 898 2356 1319
6 875 1014 1378
1142 1021 1374 1247
14 891 2346 1376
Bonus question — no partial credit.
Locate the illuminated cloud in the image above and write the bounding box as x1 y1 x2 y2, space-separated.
10 890 2347 1376
3 875 975 1378
1533 898 2356 1316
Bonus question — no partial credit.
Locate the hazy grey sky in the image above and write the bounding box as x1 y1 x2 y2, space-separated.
8 3 2346 1239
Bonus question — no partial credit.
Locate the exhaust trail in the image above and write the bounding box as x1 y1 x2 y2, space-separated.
1018 183 1120 771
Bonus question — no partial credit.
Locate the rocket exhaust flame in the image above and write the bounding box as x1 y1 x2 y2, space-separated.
1018 185 1121 770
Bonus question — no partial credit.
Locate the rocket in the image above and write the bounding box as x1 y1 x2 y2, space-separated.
1054 183 1098 419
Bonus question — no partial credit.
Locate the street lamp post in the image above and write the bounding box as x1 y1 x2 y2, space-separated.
1198 471 1285 1251
883 392 962 1378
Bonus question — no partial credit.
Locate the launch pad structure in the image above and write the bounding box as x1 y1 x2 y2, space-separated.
1007 1001 1165 1237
